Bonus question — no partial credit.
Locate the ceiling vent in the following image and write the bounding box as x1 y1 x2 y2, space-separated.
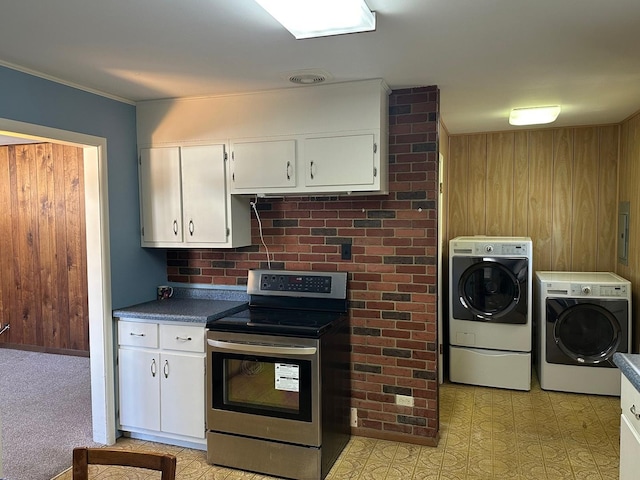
284 69 333 85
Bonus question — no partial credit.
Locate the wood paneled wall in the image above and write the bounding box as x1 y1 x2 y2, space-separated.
618 111 640 351
0 143 89 353
447 126 619 273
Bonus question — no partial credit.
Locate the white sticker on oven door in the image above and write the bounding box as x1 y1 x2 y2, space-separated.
275 363 299 392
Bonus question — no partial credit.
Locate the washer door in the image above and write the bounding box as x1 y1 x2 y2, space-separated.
546 298 628 367
452 257 528 324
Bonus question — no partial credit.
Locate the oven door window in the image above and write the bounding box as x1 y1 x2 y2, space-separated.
212 352 313 422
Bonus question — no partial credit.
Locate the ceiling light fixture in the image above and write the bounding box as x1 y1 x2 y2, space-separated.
255 0 376 39
509 106 561 126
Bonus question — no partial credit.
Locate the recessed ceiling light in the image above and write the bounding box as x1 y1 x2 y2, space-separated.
509 106 561 126
255 0 376 39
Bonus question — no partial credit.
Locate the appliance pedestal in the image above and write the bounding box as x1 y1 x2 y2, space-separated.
450 346 531 391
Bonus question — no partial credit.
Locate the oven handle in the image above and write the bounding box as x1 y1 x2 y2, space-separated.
207 339 317 356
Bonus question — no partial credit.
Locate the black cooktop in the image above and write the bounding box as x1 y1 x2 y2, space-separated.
207 307 347 338
208 269 348 338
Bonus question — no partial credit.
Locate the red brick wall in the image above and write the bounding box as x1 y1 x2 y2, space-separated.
167 86 440 444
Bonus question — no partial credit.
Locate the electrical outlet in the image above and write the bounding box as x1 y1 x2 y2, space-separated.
350 407 358 427
396 394 414 407
341 243 352 260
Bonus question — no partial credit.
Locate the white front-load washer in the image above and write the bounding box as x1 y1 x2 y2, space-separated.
536 271 631 396
449 236 533 391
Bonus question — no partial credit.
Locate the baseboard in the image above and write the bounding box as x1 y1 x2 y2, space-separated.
0 343 89 357
350 426 440 447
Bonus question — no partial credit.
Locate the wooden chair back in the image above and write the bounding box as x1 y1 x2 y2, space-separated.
72 447 177 480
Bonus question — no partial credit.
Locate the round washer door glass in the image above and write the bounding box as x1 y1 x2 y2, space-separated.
553 303 621 364
458 261 520 319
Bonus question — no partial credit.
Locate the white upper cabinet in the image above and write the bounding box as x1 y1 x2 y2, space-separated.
181 145 228 244
139 147 183 244
137 79 390 197
230 140 296 191
304 134 376 188
139 145 251 248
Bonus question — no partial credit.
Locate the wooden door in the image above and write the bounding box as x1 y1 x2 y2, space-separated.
0 143 88 353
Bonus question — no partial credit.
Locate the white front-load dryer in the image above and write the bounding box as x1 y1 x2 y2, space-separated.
449 236 533 391
536 271 631 396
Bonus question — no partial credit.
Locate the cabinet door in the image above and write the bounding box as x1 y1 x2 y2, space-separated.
118 348 160 431
305 134 375 187
181 145 228 243
160 352 205 438
231 140 296 191
139 147 183 243
620 414 640 479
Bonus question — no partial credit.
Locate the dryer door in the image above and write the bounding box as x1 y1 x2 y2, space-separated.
546 298 627 367
452 257 528 324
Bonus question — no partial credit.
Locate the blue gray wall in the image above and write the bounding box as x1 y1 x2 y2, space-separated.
0 65 166 308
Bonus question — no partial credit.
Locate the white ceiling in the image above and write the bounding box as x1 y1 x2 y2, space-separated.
1 0 639 134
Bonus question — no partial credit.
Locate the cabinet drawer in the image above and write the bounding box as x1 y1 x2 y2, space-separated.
621 374 640 435
118 321 158 348
160 324 205 353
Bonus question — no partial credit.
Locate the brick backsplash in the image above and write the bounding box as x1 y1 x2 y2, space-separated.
167 86 440 444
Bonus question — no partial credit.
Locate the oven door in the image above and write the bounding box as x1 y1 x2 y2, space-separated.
206 331 321 446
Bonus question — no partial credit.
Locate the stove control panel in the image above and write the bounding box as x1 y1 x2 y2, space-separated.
247 269 347 299
260 273 332 293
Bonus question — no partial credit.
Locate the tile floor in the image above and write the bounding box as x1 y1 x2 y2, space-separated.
52 377 621 480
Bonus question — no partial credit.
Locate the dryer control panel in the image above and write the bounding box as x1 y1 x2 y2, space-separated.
569 284 628 297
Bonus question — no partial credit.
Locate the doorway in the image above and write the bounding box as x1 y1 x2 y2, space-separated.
0 118 115 445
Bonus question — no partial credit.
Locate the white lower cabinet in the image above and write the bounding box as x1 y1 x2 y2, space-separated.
118 348 161 431
620 374 640 479
117 320 205 447
620 414 640 479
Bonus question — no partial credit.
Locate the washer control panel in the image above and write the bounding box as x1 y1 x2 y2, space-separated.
475 242 530 256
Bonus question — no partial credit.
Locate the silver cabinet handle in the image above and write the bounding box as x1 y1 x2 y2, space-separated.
286 161 291 180
208 339 316 356
189 220 194 236
310 161 315 180
150 358 157 377
129 332 145 337
630 404 640 420
173 220 178 235
163 359 169 379
176 336 192 341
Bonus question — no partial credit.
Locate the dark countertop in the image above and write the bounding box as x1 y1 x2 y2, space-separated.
614 352 640 391
113 286 249 324
113 298 248 323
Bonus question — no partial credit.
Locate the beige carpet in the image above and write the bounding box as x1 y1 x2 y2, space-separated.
0 348 101 480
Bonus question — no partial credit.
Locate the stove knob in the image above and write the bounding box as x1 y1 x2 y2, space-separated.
582 286 591 295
